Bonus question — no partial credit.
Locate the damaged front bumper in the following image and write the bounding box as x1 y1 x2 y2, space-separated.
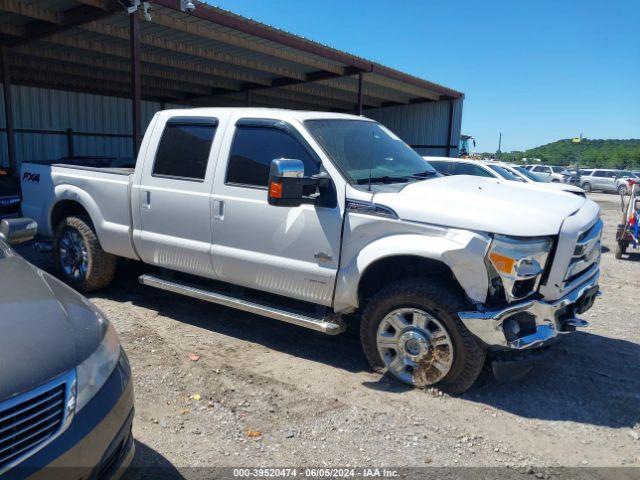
458 272 600 350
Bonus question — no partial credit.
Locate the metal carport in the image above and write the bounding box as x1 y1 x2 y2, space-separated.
0 0 464 174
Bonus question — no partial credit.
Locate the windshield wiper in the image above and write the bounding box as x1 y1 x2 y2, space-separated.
409 170 438 178
356 175 412 185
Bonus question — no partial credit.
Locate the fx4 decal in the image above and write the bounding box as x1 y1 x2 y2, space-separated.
23 172 40 183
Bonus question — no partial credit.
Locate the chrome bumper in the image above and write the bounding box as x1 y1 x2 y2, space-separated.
458 272 600 350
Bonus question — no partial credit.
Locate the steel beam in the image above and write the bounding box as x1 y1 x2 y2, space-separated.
1 47 15 174
9 59 211 97
1 2 119 47
81 21 307 81
130 12 142 156
446 98 454 157
357 72 364 115
150 0 373 72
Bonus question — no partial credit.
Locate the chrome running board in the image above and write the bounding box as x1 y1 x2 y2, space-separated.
139 274 345 335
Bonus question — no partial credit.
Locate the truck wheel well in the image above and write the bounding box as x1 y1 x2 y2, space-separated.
51 200 89 231
358 256 465 306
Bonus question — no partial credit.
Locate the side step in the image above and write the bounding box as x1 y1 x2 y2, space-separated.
139 274 345 335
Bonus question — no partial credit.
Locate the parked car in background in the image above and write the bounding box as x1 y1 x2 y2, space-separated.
523 165 568 183
579 169 638 194
0 218 134 478
426 157 584 195
20 108 601 393
0 171 21 220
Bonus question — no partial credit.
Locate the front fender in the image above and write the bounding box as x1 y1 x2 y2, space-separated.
334 229 491 313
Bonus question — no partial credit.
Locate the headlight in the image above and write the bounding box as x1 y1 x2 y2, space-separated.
76 313 121 411
487 235 553 302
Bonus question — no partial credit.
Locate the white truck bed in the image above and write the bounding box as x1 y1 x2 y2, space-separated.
20 163 138 259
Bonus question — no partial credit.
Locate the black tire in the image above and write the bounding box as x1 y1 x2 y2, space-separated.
360 278 485 394
582 182 591 193
53 215 116 292
552 179 560 183
618 185 628 196
615 241 627 259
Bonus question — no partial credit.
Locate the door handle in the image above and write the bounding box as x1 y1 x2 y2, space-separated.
142 190 151 209
213 200 224 219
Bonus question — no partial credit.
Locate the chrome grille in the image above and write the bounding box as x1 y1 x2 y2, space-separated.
565 219 602 284
0 371 75 475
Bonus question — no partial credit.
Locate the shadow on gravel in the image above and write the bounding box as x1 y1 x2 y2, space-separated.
618 251 640 262
123 440 184 479
94 260 372 375
464 331 640 428
18 245 640 424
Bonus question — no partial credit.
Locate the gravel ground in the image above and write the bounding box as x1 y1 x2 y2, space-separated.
17 193 640 473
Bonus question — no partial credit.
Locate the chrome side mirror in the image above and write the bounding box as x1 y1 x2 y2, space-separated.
0 218 37 245
267 158 305 207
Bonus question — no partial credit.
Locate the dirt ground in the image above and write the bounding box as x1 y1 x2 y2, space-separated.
18 193 640 473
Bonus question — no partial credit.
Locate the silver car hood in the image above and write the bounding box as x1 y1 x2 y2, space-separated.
0 247 104 401
373 175 588 237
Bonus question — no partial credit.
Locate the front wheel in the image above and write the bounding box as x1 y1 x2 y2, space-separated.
615 241 627 259
360 279 485 394
53 215 116 292
582 182 592 193
618 185 628 196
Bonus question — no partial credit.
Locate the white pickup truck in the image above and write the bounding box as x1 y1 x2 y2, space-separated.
21 108 602 393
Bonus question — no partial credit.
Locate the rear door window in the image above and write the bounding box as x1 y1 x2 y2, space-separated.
152 117 218 181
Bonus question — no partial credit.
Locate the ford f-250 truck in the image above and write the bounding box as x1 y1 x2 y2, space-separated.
20 108 602 393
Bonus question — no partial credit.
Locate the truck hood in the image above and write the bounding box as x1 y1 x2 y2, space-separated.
0 246 104 401
373 175 587 236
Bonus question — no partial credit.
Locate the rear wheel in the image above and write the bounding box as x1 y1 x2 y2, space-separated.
360 278 485 394
615 241 627 259
53 215 116 292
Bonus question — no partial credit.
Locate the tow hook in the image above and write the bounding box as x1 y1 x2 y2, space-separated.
560 317 589 334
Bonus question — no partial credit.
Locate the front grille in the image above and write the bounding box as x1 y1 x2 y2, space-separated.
564 219 602 285
0 373 73 474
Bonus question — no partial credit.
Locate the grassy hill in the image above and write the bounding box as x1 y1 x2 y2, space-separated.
482 139 640 168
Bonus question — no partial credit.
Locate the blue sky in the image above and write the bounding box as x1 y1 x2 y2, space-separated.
206 0 639 153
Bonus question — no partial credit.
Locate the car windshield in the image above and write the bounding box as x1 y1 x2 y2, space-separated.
620 171 636 178
305 119 437 185
513 166 542 182
486 164 525 182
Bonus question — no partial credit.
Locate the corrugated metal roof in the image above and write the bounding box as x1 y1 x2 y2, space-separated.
0 0 462 111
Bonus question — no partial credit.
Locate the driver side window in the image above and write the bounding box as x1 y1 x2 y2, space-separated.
226 125 319 188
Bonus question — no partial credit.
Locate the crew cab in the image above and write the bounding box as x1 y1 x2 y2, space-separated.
20 108 602 393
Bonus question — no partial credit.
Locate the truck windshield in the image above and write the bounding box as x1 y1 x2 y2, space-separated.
305 119 437 185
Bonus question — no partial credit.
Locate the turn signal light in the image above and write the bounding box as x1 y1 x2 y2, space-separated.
269 181 282 199
489 251 516 275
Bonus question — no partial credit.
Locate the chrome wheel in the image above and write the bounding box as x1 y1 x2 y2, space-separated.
376 308 454 386
59 229 88 281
